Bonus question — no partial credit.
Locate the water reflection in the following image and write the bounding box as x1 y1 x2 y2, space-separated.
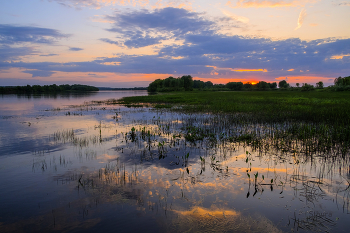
0 90 146 115
0 91 349 233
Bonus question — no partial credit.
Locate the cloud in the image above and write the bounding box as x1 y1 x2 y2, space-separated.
233 68 268 72
339 2 350 6
69 47 83 51
48 0 125 9
330 54 350 60
316 38 350 55
221 9 249 24
1 8 349 82
100 38 119 45
104 7 213 48
22 70 56 77
206 66 268 73
226 0 318 8
48 0 191 9
0 45 36 62
102 32 165 48
39 54 59 57
124 35 165 48
107 7 212 35
295 8 306 30
3 36 349 78
0 24 69 45
159 34 269 56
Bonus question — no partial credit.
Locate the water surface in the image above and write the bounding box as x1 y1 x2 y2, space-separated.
0 90 349 233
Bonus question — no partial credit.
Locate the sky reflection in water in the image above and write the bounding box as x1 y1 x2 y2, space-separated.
0 91 349 233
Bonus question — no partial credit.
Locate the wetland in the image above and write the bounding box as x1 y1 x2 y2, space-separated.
0 90 350 233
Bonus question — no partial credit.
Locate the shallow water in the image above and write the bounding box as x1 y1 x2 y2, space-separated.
0 91 349 233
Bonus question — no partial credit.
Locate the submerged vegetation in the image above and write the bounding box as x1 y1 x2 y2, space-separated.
0 84 99 94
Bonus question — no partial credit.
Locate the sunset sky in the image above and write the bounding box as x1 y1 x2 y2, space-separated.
1 0 349 87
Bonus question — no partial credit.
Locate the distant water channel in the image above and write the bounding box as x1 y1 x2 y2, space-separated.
0 90 349 233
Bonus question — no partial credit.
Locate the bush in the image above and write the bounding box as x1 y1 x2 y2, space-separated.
301 83 315 91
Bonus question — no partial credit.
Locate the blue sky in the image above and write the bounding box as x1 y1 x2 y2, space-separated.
1 0 350 87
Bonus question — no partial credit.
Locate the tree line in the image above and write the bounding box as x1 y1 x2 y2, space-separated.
333 76 350 91
148 75 350 92
148 75 279 92
148 75 195 92
0 84 99 94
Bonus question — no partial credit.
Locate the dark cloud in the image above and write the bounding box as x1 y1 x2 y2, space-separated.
107 8 212 34
39 54 59 57
157 34 350 75
4 34 349 78
22 70 56 77
0 24 69 45
0 45 36 61
315 38 350 55
104 7 213 48
100 38 119 45
124 35 165 48
160 34 268 57
343 56 350 62
69 47 83 51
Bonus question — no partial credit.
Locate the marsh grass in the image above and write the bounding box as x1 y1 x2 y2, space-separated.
120 91 350 123
49 108 349 232
118 91 350 155
53 129 102 148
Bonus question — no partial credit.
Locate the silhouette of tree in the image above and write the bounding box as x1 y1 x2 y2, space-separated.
226 82 244 91
278 80 290 88
181 75 194 91
316 81 324 89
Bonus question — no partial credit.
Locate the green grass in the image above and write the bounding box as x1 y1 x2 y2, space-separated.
119 91 350 155
120 91 350 124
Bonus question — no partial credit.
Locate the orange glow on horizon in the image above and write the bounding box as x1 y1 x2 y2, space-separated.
243 80 259 84
1 67 335 87
193 77 248 84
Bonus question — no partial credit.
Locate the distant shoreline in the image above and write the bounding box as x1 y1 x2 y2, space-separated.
0 85 148 94
0 84 99 94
